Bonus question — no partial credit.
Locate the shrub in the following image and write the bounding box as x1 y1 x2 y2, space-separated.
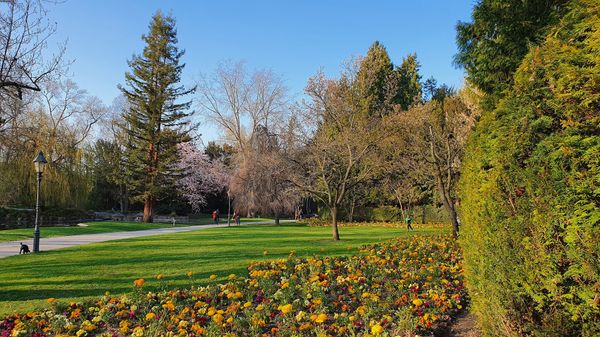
371 205 401 222
458 1 600 335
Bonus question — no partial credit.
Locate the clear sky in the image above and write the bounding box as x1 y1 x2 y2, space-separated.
45 0 473 143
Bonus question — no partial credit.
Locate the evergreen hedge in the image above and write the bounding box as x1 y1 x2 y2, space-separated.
458 1 600 335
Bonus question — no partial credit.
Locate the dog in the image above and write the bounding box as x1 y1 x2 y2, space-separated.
19 242 30 254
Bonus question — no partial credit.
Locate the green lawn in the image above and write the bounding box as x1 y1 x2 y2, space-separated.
0 223 446 316
0 217 268 242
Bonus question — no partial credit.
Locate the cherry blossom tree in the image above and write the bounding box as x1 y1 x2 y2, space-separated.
176 142 229 212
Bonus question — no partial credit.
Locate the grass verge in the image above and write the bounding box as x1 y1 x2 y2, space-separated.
0 218 268 242
0 223 445 316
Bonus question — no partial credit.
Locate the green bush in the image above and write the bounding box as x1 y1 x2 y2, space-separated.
371 205 401 222
458 1 600 336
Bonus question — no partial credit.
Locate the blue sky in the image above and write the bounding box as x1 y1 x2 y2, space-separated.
45 1 473 142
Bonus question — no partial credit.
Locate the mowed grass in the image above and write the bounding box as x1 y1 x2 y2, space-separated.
0 223 446 316
0 217 266 242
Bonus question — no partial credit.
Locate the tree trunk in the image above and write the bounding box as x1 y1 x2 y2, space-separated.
396 194 406 223
143 197 154 223
348 196 355 222
421 204 427 224
331 206 340 241
449 205 460 239
441 198 459 238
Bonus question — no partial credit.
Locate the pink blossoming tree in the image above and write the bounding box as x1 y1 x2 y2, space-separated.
176 142 229 212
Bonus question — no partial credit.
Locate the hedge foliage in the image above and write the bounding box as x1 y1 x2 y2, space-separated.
458 1 600 336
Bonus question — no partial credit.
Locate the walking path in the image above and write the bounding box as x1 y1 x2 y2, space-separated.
0 220 291 259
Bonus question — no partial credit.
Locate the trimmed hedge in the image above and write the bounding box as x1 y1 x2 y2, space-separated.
458 1 600 336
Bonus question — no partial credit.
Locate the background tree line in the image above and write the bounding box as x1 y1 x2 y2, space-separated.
1 1 479 236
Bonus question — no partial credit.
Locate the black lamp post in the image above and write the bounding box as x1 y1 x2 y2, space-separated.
227 189 231 227
33 151 47 253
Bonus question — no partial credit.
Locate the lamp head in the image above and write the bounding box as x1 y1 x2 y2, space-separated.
33 151 47 174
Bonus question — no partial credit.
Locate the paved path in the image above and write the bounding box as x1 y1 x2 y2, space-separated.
0 220 291 259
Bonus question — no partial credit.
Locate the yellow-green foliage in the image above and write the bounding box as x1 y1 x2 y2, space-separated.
458 1 600 336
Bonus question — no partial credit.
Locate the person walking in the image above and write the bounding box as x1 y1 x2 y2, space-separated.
234 210 241 225
212 210 219 225
406 214 414 231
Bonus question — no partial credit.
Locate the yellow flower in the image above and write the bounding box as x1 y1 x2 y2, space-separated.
133 278 145 287
299 322 313 331
371 324 384 335
145 312 156 320
278 304 293 315
412 298 423 307
209 274 217 280
243 301 252 308
132 326 144 337
314 313 327 323
118 320 130 334
191 324 205 334
186 271 193 277
356 306 366 315
47 298 56 304
228 274 237 280
212 313 224 323
156 273 164 280
163 301 175 311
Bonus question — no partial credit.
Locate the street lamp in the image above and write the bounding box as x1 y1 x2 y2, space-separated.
33 151 47 253
227 189 231 227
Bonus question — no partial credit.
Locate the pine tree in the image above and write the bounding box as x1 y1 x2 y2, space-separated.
454 0 567 109
119 12 195 223
355 41 393 117
392 53 422 111
355 42 423 116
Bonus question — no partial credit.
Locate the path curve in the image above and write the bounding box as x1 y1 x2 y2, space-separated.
0 220 291 258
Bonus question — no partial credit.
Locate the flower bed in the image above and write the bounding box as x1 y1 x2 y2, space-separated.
1 235 465 337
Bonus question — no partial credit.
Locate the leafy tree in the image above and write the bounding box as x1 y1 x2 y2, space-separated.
204 141 235 166
391 53 422 111
355 42 422 116
119 12 195 222
455 0 568 109
355 41 393 116
459 1 600 334
387 91 477 238
0 74 105 210
290 69 383 240
88 139 128 212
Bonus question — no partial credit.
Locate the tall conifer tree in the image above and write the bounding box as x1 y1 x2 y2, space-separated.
119 12 195 222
